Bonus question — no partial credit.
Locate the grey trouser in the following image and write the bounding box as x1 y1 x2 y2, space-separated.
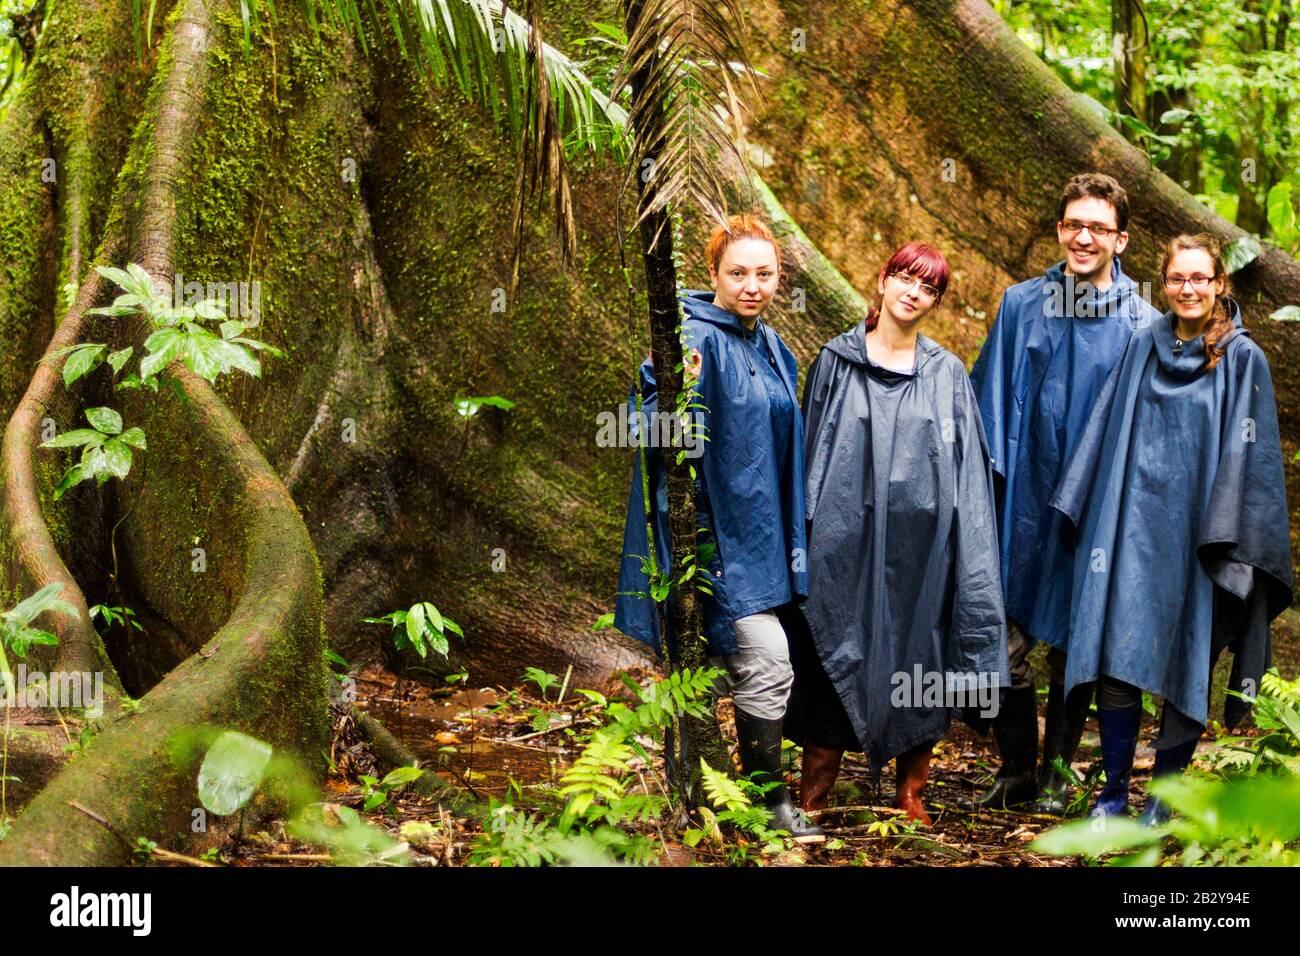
1006 617 1067 690
708 610 794 721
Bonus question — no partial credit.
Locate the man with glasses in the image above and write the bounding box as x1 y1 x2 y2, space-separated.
964 173 1160 814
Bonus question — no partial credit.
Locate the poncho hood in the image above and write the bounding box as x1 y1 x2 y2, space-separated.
1043 256 1148 323
1152 297 1247 380
821 319 944 377
681 288 756 333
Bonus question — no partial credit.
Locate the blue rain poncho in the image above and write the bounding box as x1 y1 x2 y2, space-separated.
969 257 1160 648
613 291 807 657
1050 300 1293 748
793 322 1009 768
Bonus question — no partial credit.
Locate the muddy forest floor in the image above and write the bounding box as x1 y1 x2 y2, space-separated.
153 661 1241 868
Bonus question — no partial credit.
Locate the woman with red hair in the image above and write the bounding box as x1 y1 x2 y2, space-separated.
615 214 823 841
785 242 1009 825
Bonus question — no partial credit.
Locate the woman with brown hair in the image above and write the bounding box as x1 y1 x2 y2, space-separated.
1051 233 1294 823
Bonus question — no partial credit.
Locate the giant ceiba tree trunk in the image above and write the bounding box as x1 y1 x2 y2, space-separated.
1 0 1298 862
739 0 1300 579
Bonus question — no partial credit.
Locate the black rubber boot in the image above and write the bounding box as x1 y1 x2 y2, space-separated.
733 709 825 843
1032 681 1091 815
1138 736 1198 826
960 685 1038 810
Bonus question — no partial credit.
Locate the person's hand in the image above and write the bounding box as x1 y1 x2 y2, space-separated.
685 347 703 381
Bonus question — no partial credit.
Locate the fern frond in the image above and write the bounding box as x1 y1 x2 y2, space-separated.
1262 668 1300 705
558 727 633 817
700 758 748 812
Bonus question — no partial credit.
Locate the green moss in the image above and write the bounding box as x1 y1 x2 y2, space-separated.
0 3 332 863
0 89 56 416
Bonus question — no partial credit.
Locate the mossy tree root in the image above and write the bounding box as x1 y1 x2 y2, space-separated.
0 0 327 865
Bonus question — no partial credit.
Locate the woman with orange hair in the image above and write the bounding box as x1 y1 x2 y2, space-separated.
1051 234 1293 822
615 214 822 841
785 241 1008 825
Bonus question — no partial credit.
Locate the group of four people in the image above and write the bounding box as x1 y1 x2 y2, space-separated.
613 173 1294 842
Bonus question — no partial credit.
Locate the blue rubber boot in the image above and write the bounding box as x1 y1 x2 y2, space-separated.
1090 706 1141 818
1138 737 1198 826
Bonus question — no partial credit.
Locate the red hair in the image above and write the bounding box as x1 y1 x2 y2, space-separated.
705 214 782 274
866 241 951 331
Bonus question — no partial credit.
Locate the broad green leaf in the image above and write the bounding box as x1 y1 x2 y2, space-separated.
1032 816 1163 858
2 582 78 629
83 443 110 480
106 347 133 377
232 337 285 358
41 428 106 449
7 627 60 659
141 327 186 380
52 463 88 499
192 299 228 320
1269 305 1300 322
184 331 227 382
1267 182 1296 239
117 427 147 450
405 603 429 657
84 406 123 435
380 766 424 788
1151 767 1300 845
100 438 133 479
1107 844 1163 867
40 343 89 362
197 730 274 816
216 341 263 378
61 344 106 389
1159 108 1193 125
1223 235 1262 274
94 266 138 295
125 263 156 299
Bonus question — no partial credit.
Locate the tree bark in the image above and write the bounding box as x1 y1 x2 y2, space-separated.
1112 0 1147 144
624 0 732 802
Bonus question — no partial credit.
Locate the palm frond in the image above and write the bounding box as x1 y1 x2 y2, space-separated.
172 0 755 284
292 0 629 157
508 0 575 295
612 0 759 237
226 0 628 289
